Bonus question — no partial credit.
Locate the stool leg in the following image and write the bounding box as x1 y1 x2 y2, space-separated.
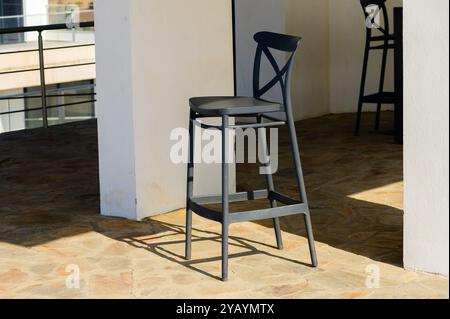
304 212 318 267
356 40 370 136
376 43 389 130
273 218 283 250
375 106 382 130
221 115 230 281
258 124 283 250
287 116 318 268
185 111 195 260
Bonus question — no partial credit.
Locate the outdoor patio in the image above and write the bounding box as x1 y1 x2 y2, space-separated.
0 112 448 298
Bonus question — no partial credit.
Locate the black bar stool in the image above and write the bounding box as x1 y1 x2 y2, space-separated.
355 0 396 135
186 32 318 281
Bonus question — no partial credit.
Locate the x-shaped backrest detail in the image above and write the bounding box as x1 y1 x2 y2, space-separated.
253 45 296 106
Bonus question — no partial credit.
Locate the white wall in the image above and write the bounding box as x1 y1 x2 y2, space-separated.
285 0 330 120
96 0 235 220
404 0 449 276
234 0 285 104
235 0 330 121
329 0 402 114
130 0 235 219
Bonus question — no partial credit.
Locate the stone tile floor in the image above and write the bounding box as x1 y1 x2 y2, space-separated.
0 113 448 299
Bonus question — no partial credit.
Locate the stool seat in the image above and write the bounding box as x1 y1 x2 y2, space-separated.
189 96 282 116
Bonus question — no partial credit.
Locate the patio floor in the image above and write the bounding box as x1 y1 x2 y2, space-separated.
0 113 448 299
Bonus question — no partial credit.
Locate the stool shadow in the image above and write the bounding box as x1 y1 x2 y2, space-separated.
119 220 314 281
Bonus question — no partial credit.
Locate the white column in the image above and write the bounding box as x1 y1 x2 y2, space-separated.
404 0 449 276
95 0 235 220
95 0 136 219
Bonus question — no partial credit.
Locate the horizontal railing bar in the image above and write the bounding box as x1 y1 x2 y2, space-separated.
0 21 95 35
0 62 95 75
25 116 94 123
0 83 95 99
44 61 95 70
0 43 95 56
44 43 95 51
0 67 40 75
46 116 94 121
45 99 96 110
1 107 42 116
0 93 96 101
0 48 38 55
0 99 96 116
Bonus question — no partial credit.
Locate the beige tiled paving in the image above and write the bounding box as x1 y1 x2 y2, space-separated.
0 113 448 299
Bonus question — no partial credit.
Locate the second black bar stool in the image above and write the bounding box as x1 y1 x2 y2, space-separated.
186 32 318 281
355 0 396 135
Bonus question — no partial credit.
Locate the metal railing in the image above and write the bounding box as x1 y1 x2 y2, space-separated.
0 21 95 129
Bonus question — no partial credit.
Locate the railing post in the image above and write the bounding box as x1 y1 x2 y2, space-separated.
38 30 48 128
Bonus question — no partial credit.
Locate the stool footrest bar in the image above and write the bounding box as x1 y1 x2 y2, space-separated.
192 190 268 205
188 193 308 224
229 203 308 223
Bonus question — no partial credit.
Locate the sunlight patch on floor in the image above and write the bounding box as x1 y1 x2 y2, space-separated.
347 182 403 210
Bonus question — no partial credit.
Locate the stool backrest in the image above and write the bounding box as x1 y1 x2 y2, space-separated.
360 0 390 36
253 31 301 117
